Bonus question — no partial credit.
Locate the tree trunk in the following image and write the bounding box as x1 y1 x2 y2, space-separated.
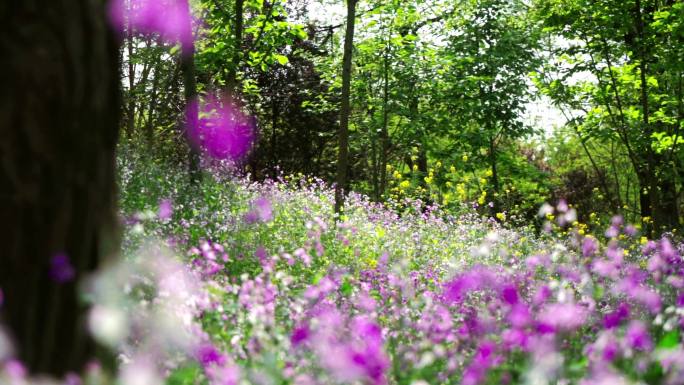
379 48 390 198
271 97 278 178
145 58 162 149
0 0 120 376
126 12 136 139
334 0 357 214
179 0 201 184
227 0 244 98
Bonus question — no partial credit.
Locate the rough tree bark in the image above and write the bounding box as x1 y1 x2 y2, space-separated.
0 0 120 376
334 0 358 214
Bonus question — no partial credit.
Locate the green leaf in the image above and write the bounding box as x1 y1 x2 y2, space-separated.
166 364 202 385
657 329 680 349
274 54 289 65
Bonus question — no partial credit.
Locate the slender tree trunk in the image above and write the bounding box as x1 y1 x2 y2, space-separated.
379 48 390 198
489 136 500 194
271 97 278 178
334 0 358 214
0 0 120 375
146 59 162 149
179 0 200 184
126 6 136 139
369 109 379 201
227 0 244 98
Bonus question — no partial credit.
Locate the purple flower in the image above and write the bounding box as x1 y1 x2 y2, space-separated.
557 199 568 213
500 284 519 305
195 343 227 368
462 341 499 385
188 97 255 161
601 336 619 361
624 320 652 351
158 198 173 220
538 303 587 331
443 267 499 303
508 304 532 328
502 328 528 350
605 226 619 238
611 215 623 227
677 293 684 307
533 285 552 306
4 360 26 379
108 0 194 47
624 224 638 237
244 197 273 224
64 373 82 385
603 303 630 329
582 237 598 257
290 326 310 347
49 253 75 283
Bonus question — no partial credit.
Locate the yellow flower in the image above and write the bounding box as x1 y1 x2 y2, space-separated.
450 165 456 173
399 180 410 189
479 178 486 186
462 154 468 162
496 212 506 221
485 169 493 177
393 171 402 180
412 164 418 172
478 191 487 205
424 176 433 184
386 164 392 171
436 161 442 168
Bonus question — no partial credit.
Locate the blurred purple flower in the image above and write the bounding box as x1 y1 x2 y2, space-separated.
611 215 623 227
605 226 619 238
582 237 598 257
603 302 630 329
64 373 82 385
624 320 652 351
188 97 255 161
195 343 227 368
244 197 273 224
508 304 532 328
462 341 499 385
49 253 75 283
532 285 552 306
538 303 587 331
4 359 26 379
158 198 173 220
500 284 519 305
443 267 499 303
108 0 194 47
502 328 528 350
557 199 568 213
624 224 637 237
290 325 310 347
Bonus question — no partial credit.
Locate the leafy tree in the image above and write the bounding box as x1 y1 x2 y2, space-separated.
443 0 540 210
534 0 684 232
